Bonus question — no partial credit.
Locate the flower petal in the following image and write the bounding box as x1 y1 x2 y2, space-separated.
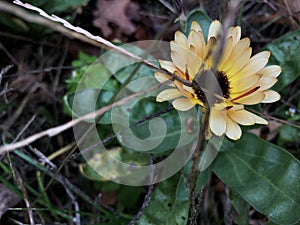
209 108 226 136
228 109 267 125
191 21 202 32
154 71 173 85
253 114 268 124
227 26 241 46
203 37 217 68
223 38 251 73
156 89 182 102
159 60 177 73
188 30 205 59
231 51 270 80
174 31 188 47
257 77 278 91
257 65 282 78
218 37 233 70
234 91 265 105
225 116 242 140
228 109 256 125
171 42 202 78
173 98 195 111
230 74 260 93
261 90 281 103
228 48 252 76
208 20 222 40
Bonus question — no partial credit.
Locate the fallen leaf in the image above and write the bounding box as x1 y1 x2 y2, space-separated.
93 0 140 39
0 184 20 218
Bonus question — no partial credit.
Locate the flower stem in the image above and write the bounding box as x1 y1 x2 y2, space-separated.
189 105 210 224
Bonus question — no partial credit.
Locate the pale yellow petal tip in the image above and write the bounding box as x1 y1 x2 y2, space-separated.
212 20 221 25
153 71 160 76
227 133 242 141
208 20 222 40
158 59 163 65
172 98 195 111
156 96 165 102
174 31 187 46
191 21 201 32
256 117 268 125
262 50 271 59
262 91 281 103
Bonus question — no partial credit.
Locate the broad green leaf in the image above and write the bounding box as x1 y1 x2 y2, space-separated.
185 9 211 40
63 88 114 123
137 176 189 225
277 124 300 146
114 98 200 153
212 132 300 225
101 43 158 92
265 29 300 91
67 52 120 93
230 190 250 225
81 63 119 92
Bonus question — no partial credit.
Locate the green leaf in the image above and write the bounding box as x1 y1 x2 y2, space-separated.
137 176 189 225
67 52 120 94
101 44 158 92
265 29 300 91
212 132 300 225
230 190 250 225
114 98 199 153
118 186 143 210
63 88 115 123
277 124 300 146
185 9 212 40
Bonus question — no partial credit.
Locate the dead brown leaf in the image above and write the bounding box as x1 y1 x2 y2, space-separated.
93 0 140 39
0 184 20 218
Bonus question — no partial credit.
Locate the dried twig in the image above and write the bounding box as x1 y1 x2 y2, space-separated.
28 147 112 216
13 115 36 143
0 65 14 83
7 153 35 225
0 82 162 154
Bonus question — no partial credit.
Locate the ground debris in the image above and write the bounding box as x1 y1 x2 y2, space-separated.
93 0 140 39
0 184 20 218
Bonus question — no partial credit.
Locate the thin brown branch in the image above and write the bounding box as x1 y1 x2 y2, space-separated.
248 108 300 129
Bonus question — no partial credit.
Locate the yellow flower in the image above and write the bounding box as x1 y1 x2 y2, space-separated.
154 20 281 140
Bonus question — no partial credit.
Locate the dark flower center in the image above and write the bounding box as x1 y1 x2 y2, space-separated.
192 70 230 104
